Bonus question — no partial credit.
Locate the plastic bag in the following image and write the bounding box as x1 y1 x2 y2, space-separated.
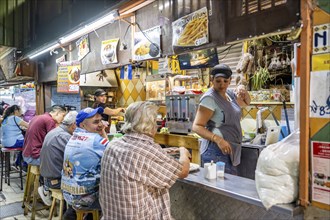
236 53 253 73
255 130 300 209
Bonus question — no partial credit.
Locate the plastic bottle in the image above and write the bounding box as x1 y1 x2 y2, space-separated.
110 121 117 134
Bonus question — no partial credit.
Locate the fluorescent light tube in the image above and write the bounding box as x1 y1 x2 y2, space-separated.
27 9 118 59
59 9 119 44
29 43 60 59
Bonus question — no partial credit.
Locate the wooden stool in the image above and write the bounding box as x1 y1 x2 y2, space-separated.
0 146 24 191
75 208 100 220
48 188 65 220
23 165 49 220
22 165 31 208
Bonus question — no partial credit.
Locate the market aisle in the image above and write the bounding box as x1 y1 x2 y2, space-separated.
0 174 59 220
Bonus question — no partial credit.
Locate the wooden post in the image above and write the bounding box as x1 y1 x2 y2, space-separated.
299 0 312 208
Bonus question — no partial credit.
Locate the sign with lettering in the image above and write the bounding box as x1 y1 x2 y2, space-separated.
311 141 330 205
313 23 330 54
57 61 80 94
309 70 330 118
312 53 330 71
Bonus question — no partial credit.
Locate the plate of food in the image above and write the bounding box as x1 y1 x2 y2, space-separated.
68 67 80 83
134 41 160 60
189 163 200 172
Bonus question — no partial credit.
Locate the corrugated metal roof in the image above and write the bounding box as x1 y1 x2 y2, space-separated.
217 42 243 88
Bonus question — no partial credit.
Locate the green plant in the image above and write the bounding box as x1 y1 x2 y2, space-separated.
251 67 270 90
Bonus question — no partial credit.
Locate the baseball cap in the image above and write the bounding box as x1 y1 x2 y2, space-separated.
94 89 106 96
76 107 104 126
210 64 232 79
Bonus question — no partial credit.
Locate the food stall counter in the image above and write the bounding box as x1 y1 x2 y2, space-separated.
169 168 303 219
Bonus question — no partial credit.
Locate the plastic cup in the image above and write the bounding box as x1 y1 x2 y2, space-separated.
216 162 225 178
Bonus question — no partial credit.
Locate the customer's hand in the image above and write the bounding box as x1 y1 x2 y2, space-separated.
98 124 107 139
214 136 232 155
164 147 179 154
179 147 191 159
102 120 109 127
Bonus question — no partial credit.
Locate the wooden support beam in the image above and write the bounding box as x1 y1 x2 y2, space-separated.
299 0 312 208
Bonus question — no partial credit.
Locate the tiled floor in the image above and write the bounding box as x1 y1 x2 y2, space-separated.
0 172 60 220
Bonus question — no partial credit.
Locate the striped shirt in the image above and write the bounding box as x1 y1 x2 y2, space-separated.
100 132 182 220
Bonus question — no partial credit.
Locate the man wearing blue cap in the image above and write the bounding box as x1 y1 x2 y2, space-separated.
61 107 108 212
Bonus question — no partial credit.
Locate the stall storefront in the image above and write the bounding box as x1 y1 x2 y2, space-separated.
20 0 329 219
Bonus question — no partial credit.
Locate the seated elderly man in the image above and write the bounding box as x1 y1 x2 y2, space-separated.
39 111 78 207
23 105 67 165
61 107 108 210
100 101 191 220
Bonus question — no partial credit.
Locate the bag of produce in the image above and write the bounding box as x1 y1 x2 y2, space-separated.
236 53 254 74
255 130 300 209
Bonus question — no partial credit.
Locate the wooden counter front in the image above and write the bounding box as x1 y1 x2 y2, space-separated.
154 133 200 165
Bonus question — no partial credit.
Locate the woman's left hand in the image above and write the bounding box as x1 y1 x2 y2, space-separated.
214 136 232 155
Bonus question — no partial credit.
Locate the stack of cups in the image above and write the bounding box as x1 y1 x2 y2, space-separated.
216 162 225 178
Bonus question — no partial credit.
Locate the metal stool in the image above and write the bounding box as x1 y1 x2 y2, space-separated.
0 146 24 191
48 188 65 220
23 165 50 220
75 208 100 220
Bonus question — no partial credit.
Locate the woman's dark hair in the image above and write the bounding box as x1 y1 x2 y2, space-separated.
2 105 21 124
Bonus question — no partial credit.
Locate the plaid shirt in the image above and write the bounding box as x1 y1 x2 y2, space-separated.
100 132 182 220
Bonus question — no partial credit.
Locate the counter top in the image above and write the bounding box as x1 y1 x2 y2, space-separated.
242 142 266 149
179 168 302 216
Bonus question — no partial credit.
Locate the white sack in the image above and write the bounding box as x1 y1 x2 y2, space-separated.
255 130 300 209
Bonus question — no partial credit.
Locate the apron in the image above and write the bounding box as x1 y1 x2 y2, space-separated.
200 88 242 166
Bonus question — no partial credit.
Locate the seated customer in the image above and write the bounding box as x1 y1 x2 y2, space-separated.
61 107 108 209
100 101 191 219
39 111 78 206
1 105 29 148
23 105 67 165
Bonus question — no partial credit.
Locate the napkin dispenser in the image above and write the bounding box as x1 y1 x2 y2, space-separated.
204 161 217 180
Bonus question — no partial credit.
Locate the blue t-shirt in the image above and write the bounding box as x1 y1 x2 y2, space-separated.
1 116 24 147
61 127 109 207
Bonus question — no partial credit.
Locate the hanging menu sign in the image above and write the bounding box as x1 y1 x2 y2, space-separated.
76 35 90 61
101 38 119 65
172 7 209 48
57 61 80 94
133 26 161 61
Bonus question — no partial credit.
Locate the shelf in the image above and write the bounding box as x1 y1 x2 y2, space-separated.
250 101 294 105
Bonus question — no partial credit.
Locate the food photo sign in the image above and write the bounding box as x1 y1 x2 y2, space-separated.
101 38 119 65
57 61 81 94
311 141 330 205
76 35 90 61
133 26 161 61
172 7 209 51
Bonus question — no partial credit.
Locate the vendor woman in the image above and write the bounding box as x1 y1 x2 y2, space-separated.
192 64 251 174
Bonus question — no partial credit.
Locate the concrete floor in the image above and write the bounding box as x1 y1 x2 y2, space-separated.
0 170 61 220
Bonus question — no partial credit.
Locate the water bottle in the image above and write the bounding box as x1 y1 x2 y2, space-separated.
110 121 117 134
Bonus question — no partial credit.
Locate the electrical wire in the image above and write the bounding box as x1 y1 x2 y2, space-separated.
218 44 237 60
135 22 162 55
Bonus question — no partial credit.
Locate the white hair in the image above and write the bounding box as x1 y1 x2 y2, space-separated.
62 111 78 125
121 101 158 135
